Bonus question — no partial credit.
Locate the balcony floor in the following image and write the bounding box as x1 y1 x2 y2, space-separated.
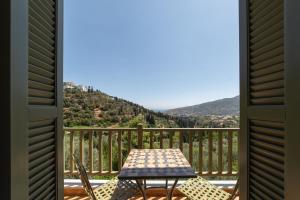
64 196 187 200
64 187 187 200
64 180 239 200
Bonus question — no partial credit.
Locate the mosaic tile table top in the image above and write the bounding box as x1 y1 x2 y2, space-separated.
118 149 197 179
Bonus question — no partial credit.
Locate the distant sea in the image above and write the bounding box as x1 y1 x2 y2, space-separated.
152 109 167 112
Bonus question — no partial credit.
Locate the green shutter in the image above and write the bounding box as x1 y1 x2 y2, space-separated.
243 0 285 199
28 0 62 199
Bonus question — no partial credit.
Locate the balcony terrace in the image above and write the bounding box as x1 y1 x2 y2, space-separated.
63 126 239 199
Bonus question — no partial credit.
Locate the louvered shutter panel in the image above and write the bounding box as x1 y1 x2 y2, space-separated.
28 0 63 199
28 0 56 106
240 0 286 199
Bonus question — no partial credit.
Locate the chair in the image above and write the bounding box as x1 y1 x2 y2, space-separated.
177 176 239 200
73 154 138 200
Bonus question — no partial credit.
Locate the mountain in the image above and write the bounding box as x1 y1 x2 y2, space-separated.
63 82 239 128
165 96 240 117
63 83 179 128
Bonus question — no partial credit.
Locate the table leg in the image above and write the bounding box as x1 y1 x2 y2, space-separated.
165 178 168 189
167 178 178 200
136 179 146 200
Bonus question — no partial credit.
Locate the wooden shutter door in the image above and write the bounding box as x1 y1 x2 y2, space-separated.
240 0 285 199
240 0 300 199
28 0 63 199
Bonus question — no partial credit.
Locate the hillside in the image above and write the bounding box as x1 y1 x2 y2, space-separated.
165 96 240 117
63 83 179 128
63 82 239 128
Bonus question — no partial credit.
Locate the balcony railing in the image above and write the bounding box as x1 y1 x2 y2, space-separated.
64 126 239 178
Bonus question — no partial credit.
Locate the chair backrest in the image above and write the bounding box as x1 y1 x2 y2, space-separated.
72 154 97 200
228 178 239 200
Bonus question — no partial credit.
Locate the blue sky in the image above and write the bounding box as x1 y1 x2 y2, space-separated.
64 0 239 110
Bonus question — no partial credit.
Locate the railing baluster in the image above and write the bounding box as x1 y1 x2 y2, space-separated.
79 131 84 164
179 131 183 152
118 130 122 170
108 130 112 173
189 131 193 165
208 131 213 175
150 131 154 149
198 131 203 175
98 131 103 174
89 131 93 174
169 131 174 148
128 130 132 152
228 130 233 175
69 131 74 173
137 124 143 149
218 130 223 175
160 130 163 149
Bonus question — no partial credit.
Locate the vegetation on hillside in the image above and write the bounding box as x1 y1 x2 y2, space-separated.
64 87 179 128
165 96 240 117
63 86 239 128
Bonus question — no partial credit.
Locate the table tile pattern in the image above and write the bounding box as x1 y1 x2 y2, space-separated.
118 149 196 179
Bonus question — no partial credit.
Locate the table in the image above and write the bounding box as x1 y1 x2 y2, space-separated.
118 149 197 200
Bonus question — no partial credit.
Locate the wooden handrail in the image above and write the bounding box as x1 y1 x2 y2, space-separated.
64 127 240 177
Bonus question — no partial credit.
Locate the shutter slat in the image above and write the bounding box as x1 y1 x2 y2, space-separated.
29 124 54 136
251 63 283 78
29 153 55 173
29 72 55 86
251 54 283 71
251 125 284 138
29 32 55 52
250 71 283 85
251 172 284 196
29 157 55 178
29 48 55 67
29 80 55 92
251 132 284 146
29 39 55 59
31 0 55 21
251 120 284 129
29 138 55 154
251 159 284 179
29 7 54 32
251 79 284 92
29 171 55 193
250 145 284 163
250 165 284 188
29 64 54 79
29 88 55 99
251 46 283 64
250 139 284 155
29 15 55 39
250 97 284 105
29 144 55 162
250 179 283 199
250 9 283 36
251 38 283 58
251 88 284 98
29 24 54 46
29 179 55 200
29 162 55 186
29 131 55 145
28 97 55 105
251 29 283 51
250 1 283 29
